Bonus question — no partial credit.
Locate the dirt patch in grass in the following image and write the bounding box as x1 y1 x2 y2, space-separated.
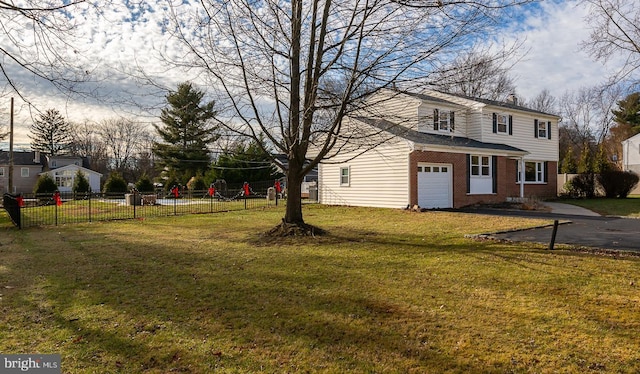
265 220 327 237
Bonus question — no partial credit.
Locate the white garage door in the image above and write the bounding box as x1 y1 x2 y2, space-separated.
417 163 453 209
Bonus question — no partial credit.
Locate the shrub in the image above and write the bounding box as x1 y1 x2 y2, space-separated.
135 174 155 193
567 173 596 198
597 170 639 198
33 174 58 194
618 171 640 198
73 170 91 194
103 172 128 194
187 175 207 191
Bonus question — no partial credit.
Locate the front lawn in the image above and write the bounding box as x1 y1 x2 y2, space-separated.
0 206 639 372
557 196 640 217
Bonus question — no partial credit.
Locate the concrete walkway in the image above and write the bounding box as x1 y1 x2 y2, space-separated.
542 202 600 217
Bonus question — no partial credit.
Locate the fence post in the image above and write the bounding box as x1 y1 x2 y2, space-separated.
174 196 177 215
55 195 58 226
133 190 137 219
89 192 92 223
2 193 22 229
548 220 559 250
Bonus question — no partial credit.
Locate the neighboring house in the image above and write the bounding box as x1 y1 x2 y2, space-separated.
0 151 47 194
317 89 560 209
621 133 640 195
274 154 318 198
46 155 92 170
40 164 102 193
0 152 101 194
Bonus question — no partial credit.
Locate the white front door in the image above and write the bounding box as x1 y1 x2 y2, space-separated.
417 163 453 209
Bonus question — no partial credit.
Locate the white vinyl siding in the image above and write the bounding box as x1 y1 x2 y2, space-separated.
622 133 640 171
361 91 422 130
480 111 558 161
319 138 411 209
417 103 468 135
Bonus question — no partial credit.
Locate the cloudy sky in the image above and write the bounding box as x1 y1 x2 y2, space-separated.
0 0 623 147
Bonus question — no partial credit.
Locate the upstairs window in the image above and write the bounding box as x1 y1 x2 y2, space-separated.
21 168 29 177
492 113 513 135
534 119 552 139
0 167 4 177
433 109 455 132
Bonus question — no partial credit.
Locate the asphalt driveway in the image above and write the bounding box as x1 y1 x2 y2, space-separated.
458 206 640 253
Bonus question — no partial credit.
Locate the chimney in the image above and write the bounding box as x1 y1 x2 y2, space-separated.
506 94 518 106
33 150 40 163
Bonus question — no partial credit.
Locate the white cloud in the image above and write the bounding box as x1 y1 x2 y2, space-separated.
504 1 620 101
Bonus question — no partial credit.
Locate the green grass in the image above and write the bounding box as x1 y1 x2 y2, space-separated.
0 206 639 373
557 196 640 217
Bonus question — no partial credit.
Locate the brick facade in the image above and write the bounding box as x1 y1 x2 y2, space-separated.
409 150 557 208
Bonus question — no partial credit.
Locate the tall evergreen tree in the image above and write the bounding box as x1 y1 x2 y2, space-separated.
208 135 281 184
560 146 577 174
612 92 640 132
29 109 72 156
153 82 218 183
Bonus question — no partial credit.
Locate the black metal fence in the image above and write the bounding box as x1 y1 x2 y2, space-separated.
2 180 284 229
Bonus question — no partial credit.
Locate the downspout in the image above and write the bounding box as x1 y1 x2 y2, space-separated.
625 140 629 171
519 157 525 198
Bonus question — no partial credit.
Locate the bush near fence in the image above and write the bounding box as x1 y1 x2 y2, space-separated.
3 180 284 228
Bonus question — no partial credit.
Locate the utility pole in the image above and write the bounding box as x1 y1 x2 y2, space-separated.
8 97 14 194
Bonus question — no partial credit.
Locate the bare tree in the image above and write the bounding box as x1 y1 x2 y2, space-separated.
0 1 93 101
581 0 640 87
165 0 532 232
69 120 109 174
525 89 558 115
98 118 148 179
430 44 520 100
135 131 159 182
558 85 621 170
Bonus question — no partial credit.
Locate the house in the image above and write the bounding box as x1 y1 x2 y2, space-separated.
0 152 102 194
0 151 47 194
317 89 560 209
40 163 102 193
621 133 640 194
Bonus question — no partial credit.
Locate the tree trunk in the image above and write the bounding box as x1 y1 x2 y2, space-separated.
284 170 304 225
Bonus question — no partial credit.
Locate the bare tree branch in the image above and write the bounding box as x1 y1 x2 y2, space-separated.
163 0 530 227
581 0 640 88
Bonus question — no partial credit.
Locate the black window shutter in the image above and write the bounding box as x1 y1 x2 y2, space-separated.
544 161 548 182
547 121 552 139
450 111 455 131
492 113 497 133
492 156 498 194
508 115 513 135
515 159 519 182
466 154 471 194
433 109 439 131
534 119 539 138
